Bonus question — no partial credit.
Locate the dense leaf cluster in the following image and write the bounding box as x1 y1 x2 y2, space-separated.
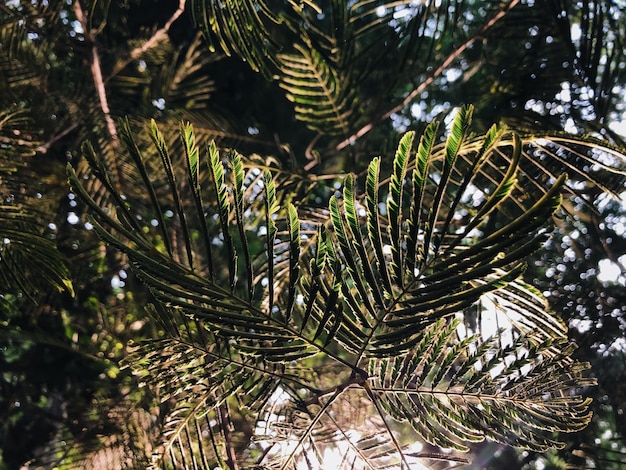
1 1 626 469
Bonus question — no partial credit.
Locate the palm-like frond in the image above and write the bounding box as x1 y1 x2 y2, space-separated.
370 318 593 453
68 106 604 467
190 0 294 77
0 110 73 300
189 1 514 144
278 40 354 136
0 205 73 300
274 0 355 137
517 131 626 200
190 0 626 200
326 107 568 359
111 32 219 119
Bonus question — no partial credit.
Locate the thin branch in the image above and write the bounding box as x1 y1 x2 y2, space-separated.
304 134 322 171
335 0 522 152
37 123 80 154
592 211 626 276
73 0 118 145
39 1 188 158
304 370 367 407
280 389 341 469
108 0 187 80
218 403 240 470
363 382 412 470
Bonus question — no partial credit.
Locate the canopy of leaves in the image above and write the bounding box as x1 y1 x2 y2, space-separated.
65 109 599 468
1 1 626 469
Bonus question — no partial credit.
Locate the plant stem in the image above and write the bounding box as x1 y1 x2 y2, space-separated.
219 403 240 470
73 0 119 147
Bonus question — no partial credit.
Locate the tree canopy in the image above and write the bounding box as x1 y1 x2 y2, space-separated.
1 1 626 469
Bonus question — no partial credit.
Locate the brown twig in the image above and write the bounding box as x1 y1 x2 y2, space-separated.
219 403 240 470
303 369 368 407
335 0 522 152
73 0 119 145
592 211 626 276
108 0 187 81
42 1 187 159
37 123 80 155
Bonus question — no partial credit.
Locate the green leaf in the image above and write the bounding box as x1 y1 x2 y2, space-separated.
422 104 473 262
286 203 300 323
342 174 385 307
70 109 606 469
120 117 173 257
208 140 236 290
230 150 253 300
365 157 393 296
388 130 414 287
370 321 594 452
191 0 284 78
150 119 194 269
264 169 279 311
181 122 215 279
407 120 439 275
278 42 353 136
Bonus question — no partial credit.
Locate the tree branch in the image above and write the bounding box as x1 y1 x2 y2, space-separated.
219 404 240 470
335 0 522 152
38 1 187 158
108 0 187 81
74 0 118 145
37 123 80 155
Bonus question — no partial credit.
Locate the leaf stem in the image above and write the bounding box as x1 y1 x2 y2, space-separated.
304 369 368 406
363 381 412 469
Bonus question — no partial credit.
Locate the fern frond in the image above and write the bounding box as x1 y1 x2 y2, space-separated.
278 42 354 136
70 110 608 469
369 319 594 452
388 131 414 287
0 205 73 299
190 0 285 77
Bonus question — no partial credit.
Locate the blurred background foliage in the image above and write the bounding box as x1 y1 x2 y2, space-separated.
1 0 625 468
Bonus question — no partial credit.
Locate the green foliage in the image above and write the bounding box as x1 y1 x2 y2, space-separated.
0 108 73 301
67 110 600 468
2 1 626 469
0 205 73 299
